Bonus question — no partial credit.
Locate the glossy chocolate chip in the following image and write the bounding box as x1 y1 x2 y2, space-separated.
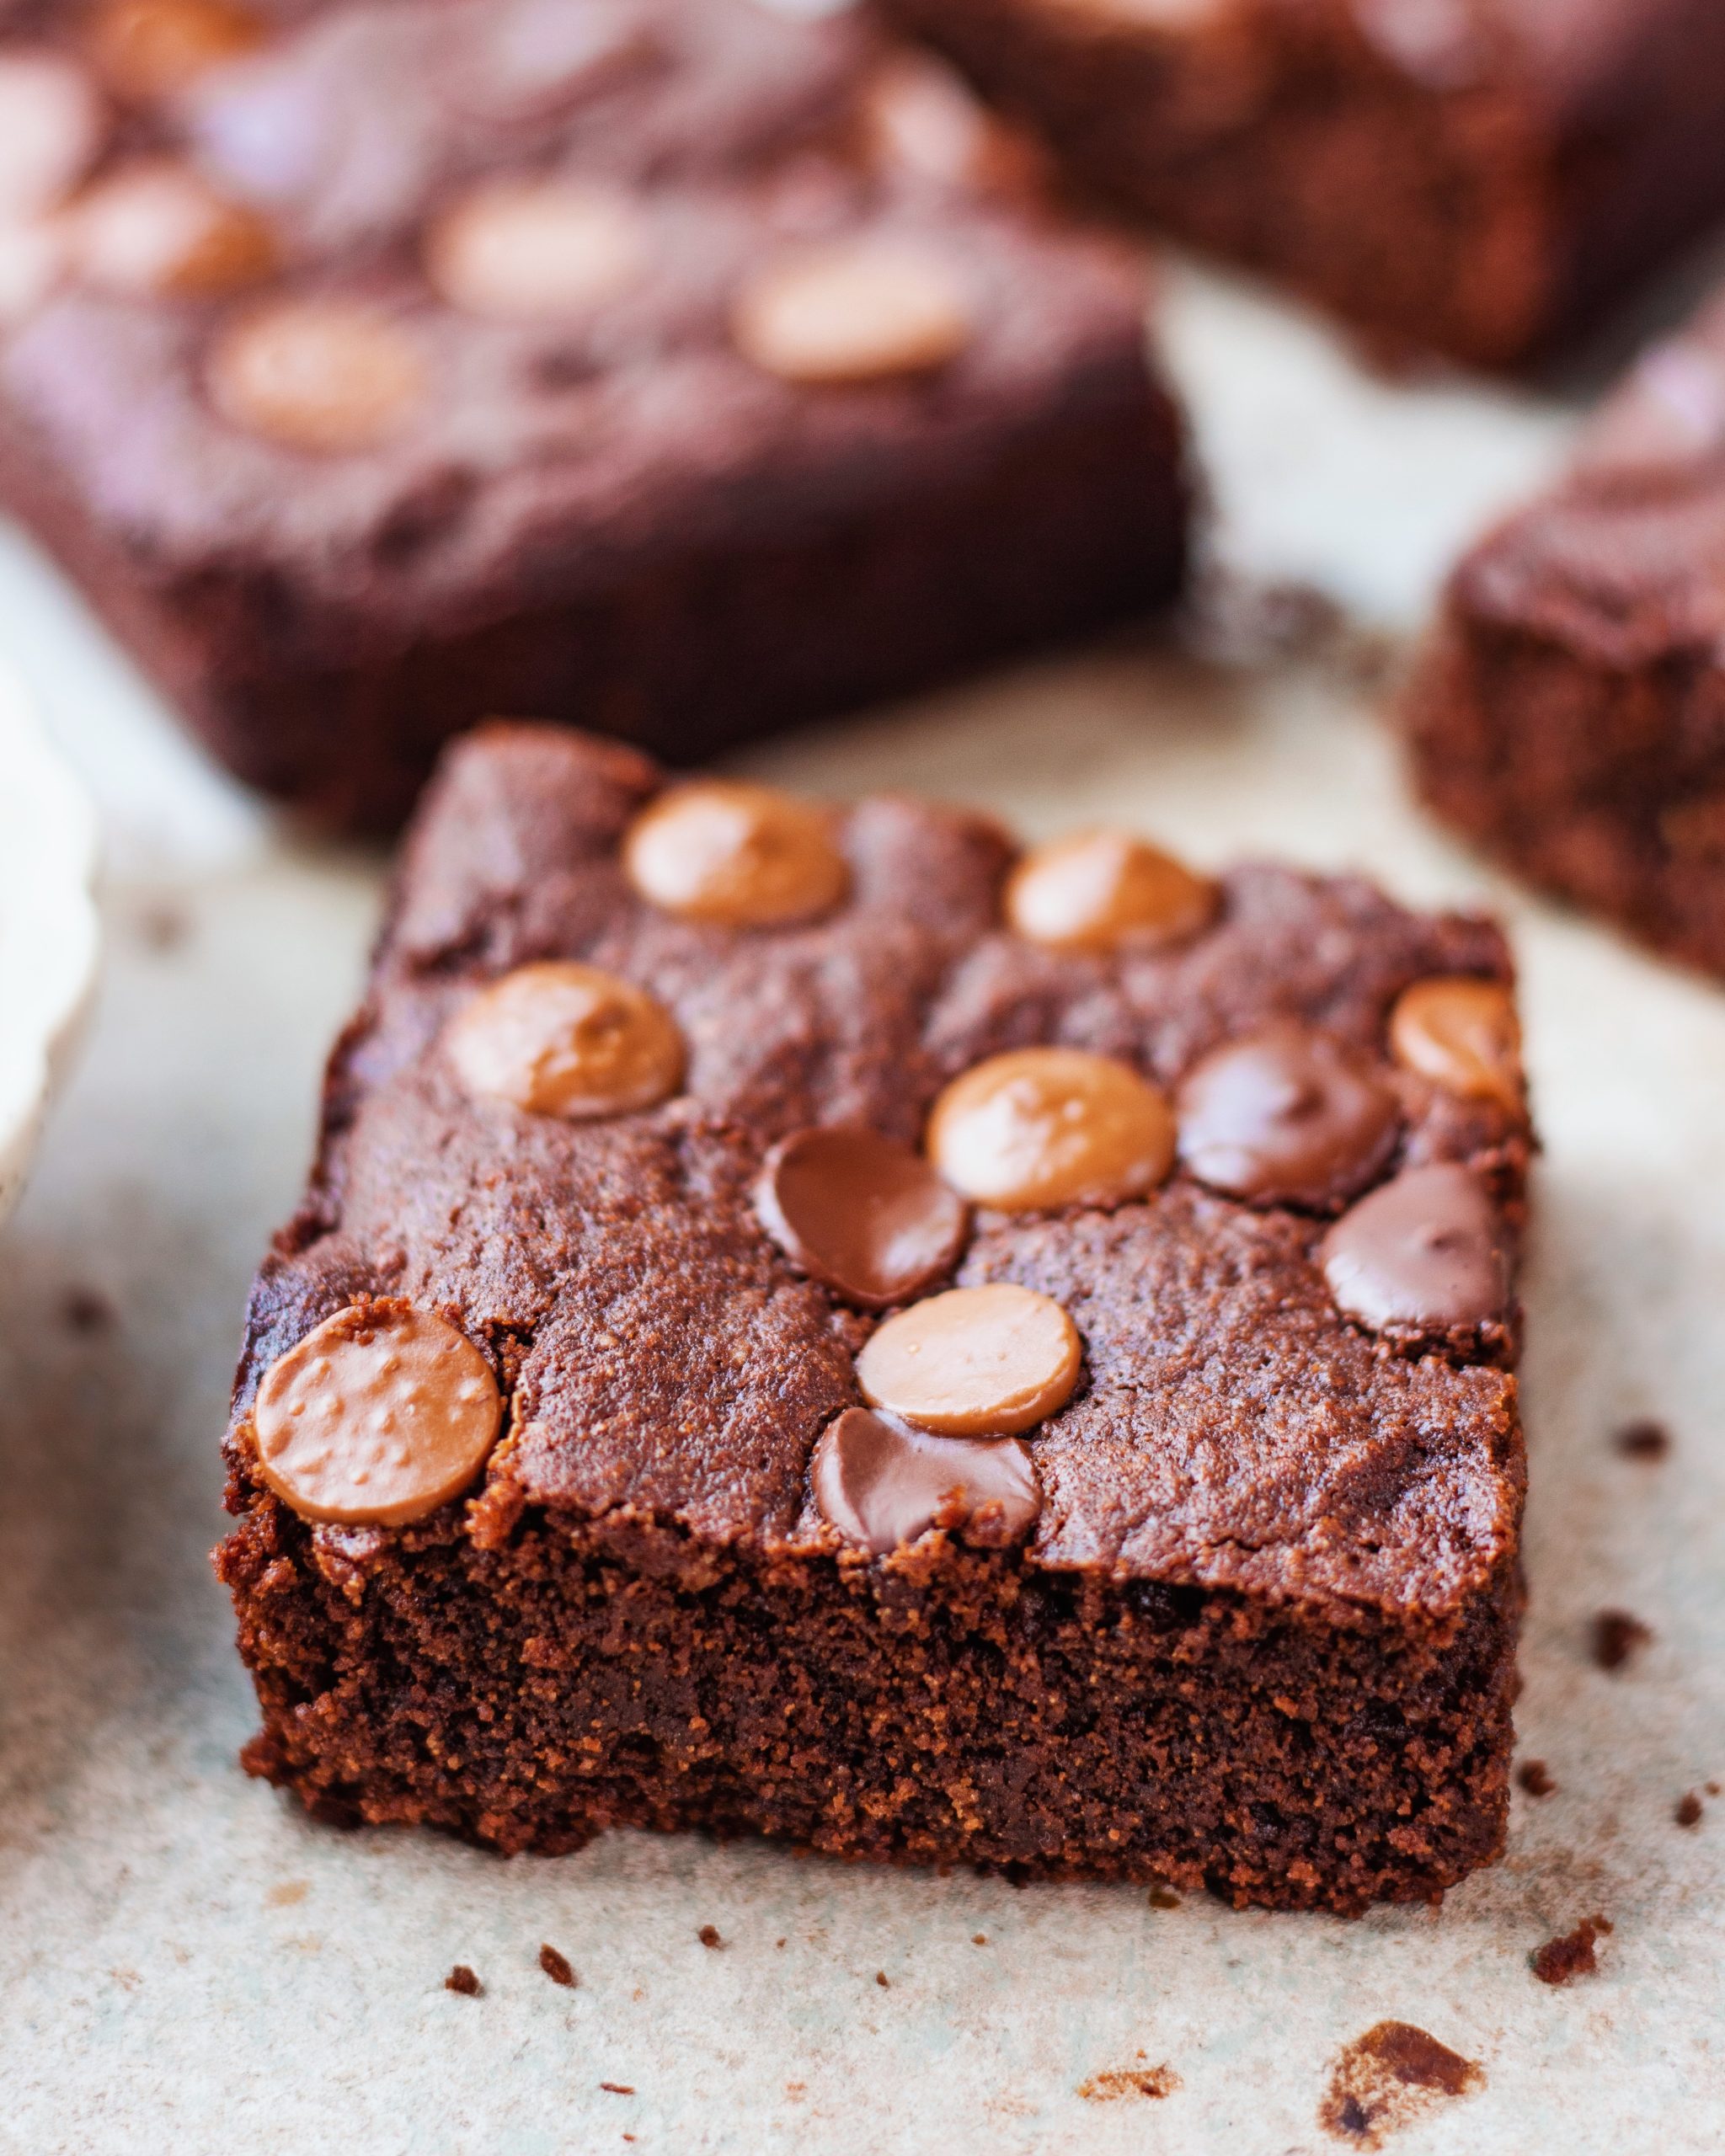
732 239 972 385
1389 976 1521 1111
1176 1022 1399 1209
1005 829 1217 953
253 1302 502 1525
425 179 649 323
1320 1164 1507 1335
89 0 264 99
445 961 684 1120
623 781 848 928
69 159 276 297
927 1048 1175 1213
757 1126 969 1310
856 1281 1080 1436
208 299 425 452
811 1405 1039 1556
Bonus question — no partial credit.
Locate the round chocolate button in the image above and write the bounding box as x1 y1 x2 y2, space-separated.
208 299 425 452
70 160 276 298
1320 1164 1507 1335
623 781 848 928
1005 830 1217 954
856 1281 1081 1436
927 1048 1175 1213
445 961 684 1120
757 1125 969 1310
732 239 972 386
812 1405 1039 1556
425 179 649 323
253 1303 503 1526
1176 1022 1399 1209
89 0 264 100
0 53 104 218
1389 976 1521 1112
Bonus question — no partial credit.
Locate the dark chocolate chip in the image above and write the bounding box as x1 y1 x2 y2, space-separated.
811 1405 1039 1556
756 1125 968 1309
1320 1164 1507 1335
1175 1022 1398 1209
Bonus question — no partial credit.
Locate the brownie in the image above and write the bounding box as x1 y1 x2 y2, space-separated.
0 0 1184 830
1407 291 1725 976
216 721 1533 1914
876 0 1725 371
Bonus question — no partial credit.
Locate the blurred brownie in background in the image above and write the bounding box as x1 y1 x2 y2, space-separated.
0 0 1186 829
876 0 1725 371
1407 293 1725 975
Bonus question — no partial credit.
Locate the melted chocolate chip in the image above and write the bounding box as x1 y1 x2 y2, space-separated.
1320 1165 1506 1336
1176 1023 1398 1210
756 1125 969 1309
811 1405 1039 1556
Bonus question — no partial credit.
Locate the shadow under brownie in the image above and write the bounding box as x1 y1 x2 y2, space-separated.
217 723 1532 1913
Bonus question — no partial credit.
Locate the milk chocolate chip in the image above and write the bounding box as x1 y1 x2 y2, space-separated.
1005 830 1217 953
623 782 847 928
446 961 683 1119
253 1303 503 1526
0 54 104 217
1389 977 1522 1111
208 299 425 451
70 161 276 297
1321 1165 1507 1335
927 1048 1175 1212
89 0 264 99
757 1126 969 1310
1177 1022 1398 1209
812 1406 1038 1555
856 1281 1080 1436
732 239 972 385
425 179 649 323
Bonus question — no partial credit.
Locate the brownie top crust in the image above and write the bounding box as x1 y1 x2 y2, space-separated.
232 726 1530 1624
0 0 1156 654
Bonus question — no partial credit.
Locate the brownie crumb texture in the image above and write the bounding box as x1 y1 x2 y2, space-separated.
1676 1792 1704 1828
1318 2023 1483 2148
1078 2058 1179 2102
1516 1760 1557 1799
875 1971 890 1988
1592 1612 1653 1672
444 1965 481 1997
538 1944 577 1988
1531 1916 1612 1987
1615 1419 1671 1461
697 1926 724 1951
600 2083 636 2097
1148 1885 1182 1909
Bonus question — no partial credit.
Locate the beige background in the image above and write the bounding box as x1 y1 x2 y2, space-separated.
2 266 1722 2152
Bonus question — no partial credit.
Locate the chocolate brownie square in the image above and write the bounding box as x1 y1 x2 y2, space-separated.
877 0 1725 370
0 0 1184 830
1407 291 1725 977
217 721 1532 1913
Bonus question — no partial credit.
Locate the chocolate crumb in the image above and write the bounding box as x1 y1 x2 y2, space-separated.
698 1925 723 1951
775 1937 786 1949
1318 2023 1482 2146
875 1971 889 1988
1531 1914 1611 1986
61 1287 115 1334
1147 1885 1181 1909
538 1943 577 1988
1590 1610 1652 1671
1676 1792 1704 1828
1613 1418 1669 1460
1708 1781 1721 1797
1517 1760 1557 1798
972 1934 987 1945
600 2082 635 2095
444 1964 481 1996
1078 2063 1180 2101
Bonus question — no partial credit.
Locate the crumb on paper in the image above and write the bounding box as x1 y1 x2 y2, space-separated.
875 1972 889 1988
1531 1914 1612 1986
774 1937 786 1949
61 1286 115 1333
698 1924 723 1950
1147 1885 1181 1908
1591 1610 1652 1672
1078 2063 1180 2102
538 1943 577 1988
444 1965 481 1997
1676 1791 1704 1828
1613 1418 1669 1460
600 2082 635 2096
1318 2022 1482 2147
1517 1760 1557 1798
131 898 191 953
972 1934 987 1945
265 1879 308 1908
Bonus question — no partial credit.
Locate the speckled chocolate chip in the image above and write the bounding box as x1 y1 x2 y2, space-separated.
623 781 847 928
1005 829 1217 953
88 0 265 99
0 52 105 216
69 159 276 297
1176 1022 1399 1209
252 1302 502 1526
756 1125 969 1310
425 179 649 323
1320 1165 1506 1335
927 1047 1175 1213
732 239 973 385
445 960 684 1120
811 1405 1039 1555
856 1281 1080 1436
1389 976 1521 1110
208 299 426 452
